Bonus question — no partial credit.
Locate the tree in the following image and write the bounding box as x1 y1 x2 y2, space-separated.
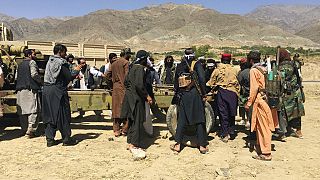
192 45 216 58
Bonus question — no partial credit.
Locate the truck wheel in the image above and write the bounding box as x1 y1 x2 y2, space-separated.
166 102 215 137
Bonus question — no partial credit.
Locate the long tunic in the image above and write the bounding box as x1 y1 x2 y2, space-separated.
16 60 42 115
121 64 148 120
121 64 148 147
247 67 275 154
108 57 129 118
174 60 206 125
247 67 275 132
42 56 78 126
16 90 40 115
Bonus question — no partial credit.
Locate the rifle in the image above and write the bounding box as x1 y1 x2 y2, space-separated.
185 59 205 98
292 59 305 102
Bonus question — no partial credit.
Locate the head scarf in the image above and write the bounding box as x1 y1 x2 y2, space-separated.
278 48 291 62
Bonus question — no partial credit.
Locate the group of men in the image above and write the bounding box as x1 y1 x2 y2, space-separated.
13 46 157 159
11 45 305 160
168 48 305 160
205 49 305 160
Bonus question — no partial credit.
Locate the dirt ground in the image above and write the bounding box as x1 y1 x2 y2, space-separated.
0 84 319 180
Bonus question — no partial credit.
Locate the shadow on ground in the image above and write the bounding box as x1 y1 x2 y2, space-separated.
72 132 102 144
0 129 24 141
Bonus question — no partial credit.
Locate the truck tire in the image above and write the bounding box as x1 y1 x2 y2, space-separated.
166 102 215 137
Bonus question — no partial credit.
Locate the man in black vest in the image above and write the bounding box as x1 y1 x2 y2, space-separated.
16 49 43 138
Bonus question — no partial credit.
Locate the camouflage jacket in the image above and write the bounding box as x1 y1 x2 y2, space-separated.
279 60 305 121
161 65 176 85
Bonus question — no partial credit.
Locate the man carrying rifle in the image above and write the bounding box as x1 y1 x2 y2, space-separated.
170 48 209 154
279 49 305 138
207 54 240 143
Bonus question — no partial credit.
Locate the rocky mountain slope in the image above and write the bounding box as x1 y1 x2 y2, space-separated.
296 22 320 43
0 13 15 22
0 3 319 51
246 4 320 33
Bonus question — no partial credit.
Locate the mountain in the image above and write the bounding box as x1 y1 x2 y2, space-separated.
1 3 319 51
2 16 67 40
296 22 320 43
3 17 63 40
0 13 15 22
246 4 320 33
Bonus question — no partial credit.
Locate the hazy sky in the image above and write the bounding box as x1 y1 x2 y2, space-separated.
0 0 319 19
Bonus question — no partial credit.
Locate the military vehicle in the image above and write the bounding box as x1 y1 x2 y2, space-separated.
0 24 215 138
0 22 124 117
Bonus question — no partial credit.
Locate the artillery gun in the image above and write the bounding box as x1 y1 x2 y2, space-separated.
0 23 13 41
0 24 124 120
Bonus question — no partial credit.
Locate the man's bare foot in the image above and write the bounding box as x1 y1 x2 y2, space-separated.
170 143 181 153
114 131 121 137
127 144 134 150
199 146 209 154
252 154 272 161
296 129 303 139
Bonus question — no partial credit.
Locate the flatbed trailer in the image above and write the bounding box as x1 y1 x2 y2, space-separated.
0 86 175 119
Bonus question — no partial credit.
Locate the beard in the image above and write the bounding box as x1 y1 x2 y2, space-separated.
165 62 173 68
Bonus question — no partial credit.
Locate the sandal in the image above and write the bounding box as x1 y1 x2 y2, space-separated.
127 144 134 150
252 154 272 161
170 143 182 153
199 146 209 154
220 135 230 143
294 130 303 139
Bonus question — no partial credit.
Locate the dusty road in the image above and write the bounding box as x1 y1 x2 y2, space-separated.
0 83 319 180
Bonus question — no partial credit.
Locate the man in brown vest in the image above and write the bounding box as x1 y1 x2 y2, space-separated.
107 49 133 137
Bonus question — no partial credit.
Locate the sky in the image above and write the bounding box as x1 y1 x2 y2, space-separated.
0 0 319 19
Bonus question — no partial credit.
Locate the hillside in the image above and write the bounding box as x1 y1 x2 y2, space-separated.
1 3 319 51
246 4 320 33
2 16 65 40
296 22 320 44
0 13 15 22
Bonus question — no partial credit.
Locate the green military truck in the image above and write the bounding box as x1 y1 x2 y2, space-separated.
0 45 215 136
0 24 215 136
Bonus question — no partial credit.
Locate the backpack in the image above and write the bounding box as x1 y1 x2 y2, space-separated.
254 64 281 108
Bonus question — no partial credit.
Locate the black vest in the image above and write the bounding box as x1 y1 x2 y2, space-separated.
16 60 41 91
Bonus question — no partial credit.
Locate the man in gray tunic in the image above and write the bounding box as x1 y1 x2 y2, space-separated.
16 49 43 138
